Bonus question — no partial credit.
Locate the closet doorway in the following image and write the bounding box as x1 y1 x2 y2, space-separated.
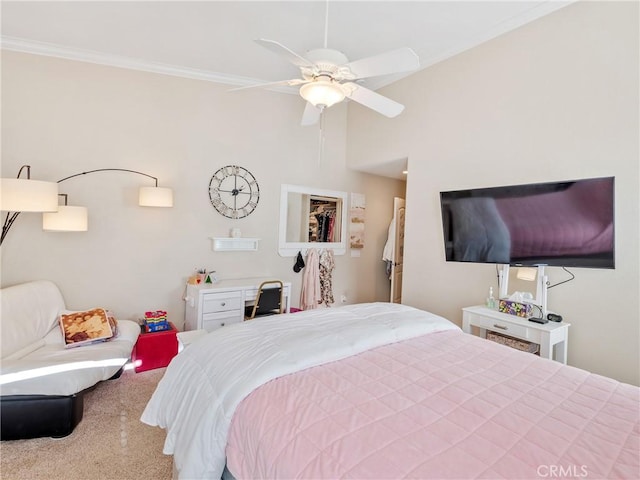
390 197 405 303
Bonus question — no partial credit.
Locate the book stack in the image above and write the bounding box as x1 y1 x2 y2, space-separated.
144 310 170 332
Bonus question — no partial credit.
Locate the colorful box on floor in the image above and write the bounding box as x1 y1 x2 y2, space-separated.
145 310 167 321
144 310 169 331
144 321 170 332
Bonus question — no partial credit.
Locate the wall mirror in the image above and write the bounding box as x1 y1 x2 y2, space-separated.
278 184 348 257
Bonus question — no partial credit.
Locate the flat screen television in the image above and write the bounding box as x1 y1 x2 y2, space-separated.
440 176 615 268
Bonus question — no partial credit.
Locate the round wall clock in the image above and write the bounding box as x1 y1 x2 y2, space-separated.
208 165 260 219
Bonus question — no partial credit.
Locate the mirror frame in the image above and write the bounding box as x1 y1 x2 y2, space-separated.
278 184 348 257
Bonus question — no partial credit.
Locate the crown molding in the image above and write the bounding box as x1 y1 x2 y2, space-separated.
0 35 296 94
1 1 573 94
418 1 575 70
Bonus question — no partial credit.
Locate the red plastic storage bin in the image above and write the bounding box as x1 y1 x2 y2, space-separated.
132 322 178 373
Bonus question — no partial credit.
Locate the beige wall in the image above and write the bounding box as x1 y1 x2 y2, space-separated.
1 51 405 328
347 1 639 385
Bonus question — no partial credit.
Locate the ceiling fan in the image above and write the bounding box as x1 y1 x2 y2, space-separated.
232 39 420 126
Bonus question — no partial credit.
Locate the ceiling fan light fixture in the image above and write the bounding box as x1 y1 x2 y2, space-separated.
299 79 345 108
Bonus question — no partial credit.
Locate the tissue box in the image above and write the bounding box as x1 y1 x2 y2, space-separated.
498 299 533 318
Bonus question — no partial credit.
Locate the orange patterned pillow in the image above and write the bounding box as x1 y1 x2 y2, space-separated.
59 308 114 348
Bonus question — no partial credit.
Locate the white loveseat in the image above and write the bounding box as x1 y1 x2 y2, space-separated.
0 280 140 439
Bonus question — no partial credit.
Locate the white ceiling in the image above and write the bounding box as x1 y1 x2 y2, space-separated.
1 1 572 179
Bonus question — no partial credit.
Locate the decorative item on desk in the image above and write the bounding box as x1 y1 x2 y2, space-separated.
189 268 217 285
205 271 218 284
485 286 496 309
196 268 207 284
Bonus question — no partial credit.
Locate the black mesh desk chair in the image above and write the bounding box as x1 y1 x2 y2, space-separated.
245 280 284 320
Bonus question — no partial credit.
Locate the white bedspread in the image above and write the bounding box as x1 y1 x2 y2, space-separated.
140 302 458 480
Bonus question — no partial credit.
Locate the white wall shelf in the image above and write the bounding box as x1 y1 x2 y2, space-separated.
210 237 260 252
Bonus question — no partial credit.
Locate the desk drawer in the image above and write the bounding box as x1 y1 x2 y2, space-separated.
202 292 242 313
202 311 242 332
472 314 530 339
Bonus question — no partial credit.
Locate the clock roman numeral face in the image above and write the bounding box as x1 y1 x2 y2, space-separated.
208 165 260 219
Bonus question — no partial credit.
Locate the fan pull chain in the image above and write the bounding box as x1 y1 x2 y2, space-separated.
318 109 326 167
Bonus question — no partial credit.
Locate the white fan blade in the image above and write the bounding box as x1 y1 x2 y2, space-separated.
343 47 419 79
343 82 405 118
229 78 307 92
301 102 322 126
255 39 314 68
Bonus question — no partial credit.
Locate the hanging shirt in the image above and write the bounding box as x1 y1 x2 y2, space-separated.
382 217 395 278
319 249 335 306
300 248 321 310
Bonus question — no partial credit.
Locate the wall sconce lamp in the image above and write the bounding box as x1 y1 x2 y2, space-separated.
1 166 173 244
0 165 59 245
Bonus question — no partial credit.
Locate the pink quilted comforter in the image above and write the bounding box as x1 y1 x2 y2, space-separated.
227 330 639 479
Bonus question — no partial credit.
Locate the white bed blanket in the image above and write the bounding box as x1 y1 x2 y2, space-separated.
141 302 458 480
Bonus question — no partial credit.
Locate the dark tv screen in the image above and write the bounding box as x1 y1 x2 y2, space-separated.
440 176 615 268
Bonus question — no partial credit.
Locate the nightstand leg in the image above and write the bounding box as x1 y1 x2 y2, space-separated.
554 340 568 365
539 342 551 360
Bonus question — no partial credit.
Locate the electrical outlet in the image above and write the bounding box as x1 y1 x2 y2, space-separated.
340 295 347 303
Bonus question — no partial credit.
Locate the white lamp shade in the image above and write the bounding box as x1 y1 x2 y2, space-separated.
516 267 538 282
0 178 59 212
139 186 173 207
43 205 88 232
299 80 346 108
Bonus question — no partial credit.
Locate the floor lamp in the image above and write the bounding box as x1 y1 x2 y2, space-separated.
0 165 59 245
42 168 173 232
1 166 173 244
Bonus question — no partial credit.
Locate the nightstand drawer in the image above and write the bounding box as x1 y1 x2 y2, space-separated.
202 292 242 313
202 311 242 332
472 314 530 339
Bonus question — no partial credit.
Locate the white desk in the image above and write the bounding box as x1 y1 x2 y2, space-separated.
462 305 570 364
184 278 291 332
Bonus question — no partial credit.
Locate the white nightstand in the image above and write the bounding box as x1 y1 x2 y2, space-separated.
462 305 570 364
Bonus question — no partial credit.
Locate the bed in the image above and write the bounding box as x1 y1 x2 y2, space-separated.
141 303 639 479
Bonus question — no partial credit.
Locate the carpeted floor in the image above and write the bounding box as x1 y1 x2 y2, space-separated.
0 367 173 480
